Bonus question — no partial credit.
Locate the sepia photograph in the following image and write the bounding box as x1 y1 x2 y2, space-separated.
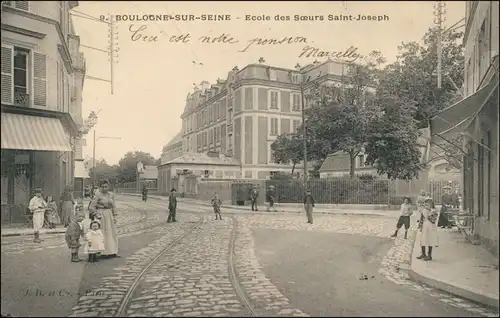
0 1 498 317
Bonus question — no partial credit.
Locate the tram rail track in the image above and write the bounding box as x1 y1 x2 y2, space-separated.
110 200 258 317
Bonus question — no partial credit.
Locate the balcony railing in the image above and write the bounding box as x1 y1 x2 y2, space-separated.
14 91 30 107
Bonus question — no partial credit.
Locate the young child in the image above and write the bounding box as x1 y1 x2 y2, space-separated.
65 211 86 263
391 197 413 239
45 196 60 229
85 221 105 262
211 193 222 220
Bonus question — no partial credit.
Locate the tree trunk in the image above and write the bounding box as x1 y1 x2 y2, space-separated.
291 163 296 176
349 153 356 179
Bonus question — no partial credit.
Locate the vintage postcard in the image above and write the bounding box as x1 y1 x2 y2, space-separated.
1 1 498 317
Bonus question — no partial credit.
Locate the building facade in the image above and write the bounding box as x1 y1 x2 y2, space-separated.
161 131 183 163
431 1 498 255
1 1 86 223
170 59 352 180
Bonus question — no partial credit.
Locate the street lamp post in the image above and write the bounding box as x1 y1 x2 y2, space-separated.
91 132 121 186
299 77 310 190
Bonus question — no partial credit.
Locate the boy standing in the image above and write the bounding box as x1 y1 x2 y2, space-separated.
28 188 47 243
167 188 177 223
250 186 259 211
65 211 85 262
211 193 223 220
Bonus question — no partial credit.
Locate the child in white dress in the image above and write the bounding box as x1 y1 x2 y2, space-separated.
85 221 105 262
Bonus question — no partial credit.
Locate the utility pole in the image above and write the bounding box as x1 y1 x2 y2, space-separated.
434 1 447 89
92 129 96 186
108 14 118 94
300 77 309 189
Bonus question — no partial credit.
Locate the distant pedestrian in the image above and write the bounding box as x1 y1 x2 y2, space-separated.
65 211 85 263
438 186 453 228
303 190 315 224
416 198 439 261
142 185 148 202
45 196 60 229
211 192 223 220
391 197 413 239
250 186 259 211
167 188 177 223
28 188 48 243
85 220 105 263
266 185 277 212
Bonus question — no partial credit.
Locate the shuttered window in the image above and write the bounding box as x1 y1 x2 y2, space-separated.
1 45 14 104
33 52 47 107
3 1 29 10
57 62 63 111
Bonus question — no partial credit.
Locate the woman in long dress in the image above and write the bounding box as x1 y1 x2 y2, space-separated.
416 198 439 261
88 179 119 258
45 196 61 228
60 186 75 227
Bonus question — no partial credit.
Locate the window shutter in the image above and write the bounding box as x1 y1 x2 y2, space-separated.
1 45 14 104
33 52 47 107
15 1 29 11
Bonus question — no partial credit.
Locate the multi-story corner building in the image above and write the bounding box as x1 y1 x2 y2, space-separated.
169 59 352 180
431 1 498 255
1 1 86 223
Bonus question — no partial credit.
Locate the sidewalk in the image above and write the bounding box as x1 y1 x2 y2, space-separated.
408 228 499 309
118 193 400 217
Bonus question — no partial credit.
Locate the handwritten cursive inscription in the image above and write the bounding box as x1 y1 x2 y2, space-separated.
129 24 160 42
238 36 307 53
199 34 239 44
299 45 362 62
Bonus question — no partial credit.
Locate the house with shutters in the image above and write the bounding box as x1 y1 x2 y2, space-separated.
174 58 356 180
1 1 86 224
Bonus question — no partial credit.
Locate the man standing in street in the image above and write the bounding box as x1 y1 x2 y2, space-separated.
250 186 259 211
304 190 315 224
167 188 177 223
141 185 148 202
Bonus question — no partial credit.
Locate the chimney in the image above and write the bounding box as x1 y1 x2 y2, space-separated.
295 63 301 70
258 57 266 64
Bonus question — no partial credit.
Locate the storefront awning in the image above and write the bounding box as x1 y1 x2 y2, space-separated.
430 76 498 145
1 113 72 151
74 160 90 179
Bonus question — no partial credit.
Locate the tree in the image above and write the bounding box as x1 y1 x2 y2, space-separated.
271 133 303 175
302 51 386 178
89 160 120 184
365 94 423 181
377 27 464 127
117 151 157 182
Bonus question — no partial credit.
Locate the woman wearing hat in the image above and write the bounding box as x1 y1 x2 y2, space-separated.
28 188 48 243
438 186 453 228
60 185 75 227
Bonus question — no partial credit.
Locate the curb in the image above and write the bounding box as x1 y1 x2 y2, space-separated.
117 193 391 217
1 230 66 237
406 232 500 310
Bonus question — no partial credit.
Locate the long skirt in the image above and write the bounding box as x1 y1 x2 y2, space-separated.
420 220 439 247
33 210 44 231
61 201 73 226
47 210 61 224
100 208 118 255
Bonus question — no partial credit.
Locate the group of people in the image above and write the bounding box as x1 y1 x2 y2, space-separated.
166 188 223 221
390 189 441 261
28 180 120 263
28 186 83 243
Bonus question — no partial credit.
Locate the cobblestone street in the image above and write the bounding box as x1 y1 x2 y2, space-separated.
2 196 498 317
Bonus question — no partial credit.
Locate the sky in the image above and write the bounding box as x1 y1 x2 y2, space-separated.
72 1 465 165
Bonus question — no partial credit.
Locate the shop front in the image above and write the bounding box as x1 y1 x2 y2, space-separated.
1 112 74 224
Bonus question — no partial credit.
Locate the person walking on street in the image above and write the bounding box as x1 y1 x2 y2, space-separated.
266 185 277 212
211 192 223 220
167 188 177 223
416 198 439 261
250 186 259 211
303 190 315 224
29 188 48 243
391 197 413 239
